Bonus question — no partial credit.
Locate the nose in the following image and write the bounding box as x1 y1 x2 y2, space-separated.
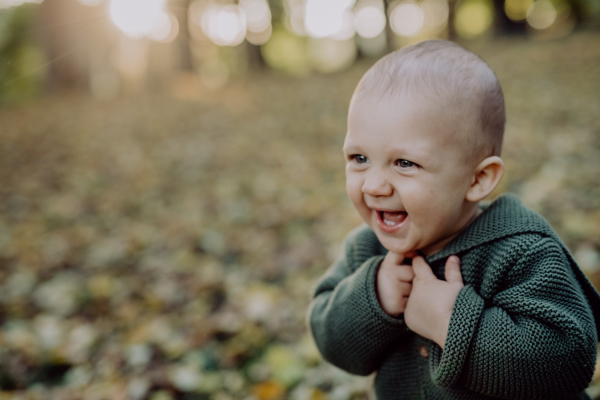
362 169 393 197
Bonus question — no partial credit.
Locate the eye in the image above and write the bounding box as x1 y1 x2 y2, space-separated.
351 154 368 164
396 159 416 168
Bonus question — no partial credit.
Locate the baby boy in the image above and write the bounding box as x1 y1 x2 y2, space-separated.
308 40 600 399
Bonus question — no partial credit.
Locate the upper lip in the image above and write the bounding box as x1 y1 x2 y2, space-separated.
368 205 406 213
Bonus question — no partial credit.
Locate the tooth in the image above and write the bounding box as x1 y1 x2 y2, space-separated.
385 220 395 226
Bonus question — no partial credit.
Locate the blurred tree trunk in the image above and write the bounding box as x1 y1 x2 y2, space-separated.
447 0 457 40
383 0 395 52
175 0 195 72
246 42 265 70
37 0 91 90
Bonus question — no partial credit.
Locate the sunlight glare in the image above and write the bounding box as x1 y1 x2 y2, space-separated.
331 9 356 40
304 0 356 39
148 11 179 43
354 1 386 39
109 0 165 38
239 0 271 33
78 0 103 6
287 3 307 36
390 2 424 37
201 4 247 46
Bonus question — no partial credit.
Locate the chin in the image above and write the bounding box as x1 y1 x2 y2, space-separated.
377 235 416 255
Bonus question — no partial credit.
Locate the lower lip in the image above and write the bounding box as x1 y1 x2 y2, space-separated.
375 211 408 234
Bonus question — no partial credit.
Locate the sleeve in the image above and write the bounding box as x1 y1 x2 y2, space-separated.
432 237 598 399
307 228 410 376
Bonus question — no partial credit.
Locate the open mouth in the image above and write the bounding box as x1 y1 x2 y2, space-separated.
377 210 408 232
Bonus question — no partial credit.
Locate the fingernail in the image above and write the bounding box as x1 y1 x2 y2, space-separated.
449 255 459 263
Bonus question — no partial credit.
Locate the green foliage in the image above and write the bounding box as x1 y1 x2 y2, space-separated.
0 5 45 104
261 24 310 76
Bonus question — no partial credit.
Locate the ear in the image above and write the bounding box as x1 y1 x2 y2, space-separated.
465 156 504 202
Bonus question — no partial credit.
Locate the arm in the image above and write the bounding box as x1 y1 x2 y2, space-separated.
432 238 597 399
307 227 410 375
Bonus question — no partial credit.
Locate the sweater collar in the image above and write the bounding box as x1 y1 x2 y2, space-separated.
426 193 555 264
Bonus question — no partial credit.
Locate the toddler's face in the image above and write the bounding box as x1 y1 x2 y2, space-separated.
344 93 478 256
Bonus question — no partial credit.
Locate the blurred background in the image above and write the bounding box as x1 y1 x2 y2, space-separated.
1 0 600 399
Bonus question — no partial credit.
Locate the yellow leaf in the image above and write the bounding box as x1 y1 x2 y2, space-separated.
251 381 286 400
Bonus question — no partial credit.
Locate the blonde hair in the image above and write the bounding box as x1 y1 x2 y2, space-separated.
355 40 505 161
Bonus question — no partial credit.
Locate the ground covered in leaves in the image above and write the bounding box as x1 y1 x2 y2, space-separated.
1 32 600 400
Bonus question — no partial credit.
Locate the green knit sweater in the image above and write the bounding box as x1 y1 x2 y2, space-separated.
308 194 600 399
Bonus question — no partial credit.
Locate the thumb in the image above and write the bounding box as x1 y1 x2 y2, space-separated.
445 255 464 285
412 256 436 280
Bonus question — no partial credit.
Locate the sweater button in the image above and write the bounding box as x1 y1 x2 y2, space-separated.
419 345 429 358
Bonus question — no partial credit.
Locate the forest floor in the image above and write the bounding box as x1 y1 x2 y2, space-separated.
1 31 600 400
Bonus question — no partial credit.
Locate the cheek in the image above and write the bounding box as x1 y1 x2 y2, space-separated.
345 172 362 199
402 182 447 219
346 175 370 217
399 181 432 208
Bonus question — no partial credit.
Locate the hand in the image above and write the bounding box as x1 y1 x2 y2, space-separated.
404 255 464 348
376 251 415 317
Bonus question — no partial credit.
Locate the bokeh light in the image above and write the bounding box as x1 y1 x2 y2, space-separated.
304 0 356 39
504 0 534 21
526 0 557 29
109 0 166 38
354 0 386 39
285 1 307 36
239 0 271 33
455 0 494 38
148 11 179 43
261 26 310 75
421 0 449 31
201 4 247 46
390 1 424 37
331 9 356 40
246 24 272 45
308 37 357 73
77 0 103 6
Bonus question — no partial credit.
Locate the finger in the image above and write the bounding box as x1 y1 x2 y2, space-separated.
397 280 412 296
412 256 436 280
398 295 409 312
445 255 464 285
384 251 405 266
392 265 414 282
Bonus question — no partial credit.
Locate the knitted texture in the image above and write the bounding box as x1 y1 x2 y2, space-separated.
308 194 600 400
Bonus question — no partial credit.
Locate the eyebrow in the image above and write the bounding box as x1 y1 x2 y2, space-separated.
387 146 428 159
342 138 359 153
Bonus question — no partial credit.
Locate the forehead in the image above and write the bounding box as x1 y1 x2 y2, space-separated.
345 92 466 153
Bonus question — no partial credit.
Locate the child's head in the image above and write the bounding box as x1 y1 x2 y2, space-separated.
344 40 505 256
